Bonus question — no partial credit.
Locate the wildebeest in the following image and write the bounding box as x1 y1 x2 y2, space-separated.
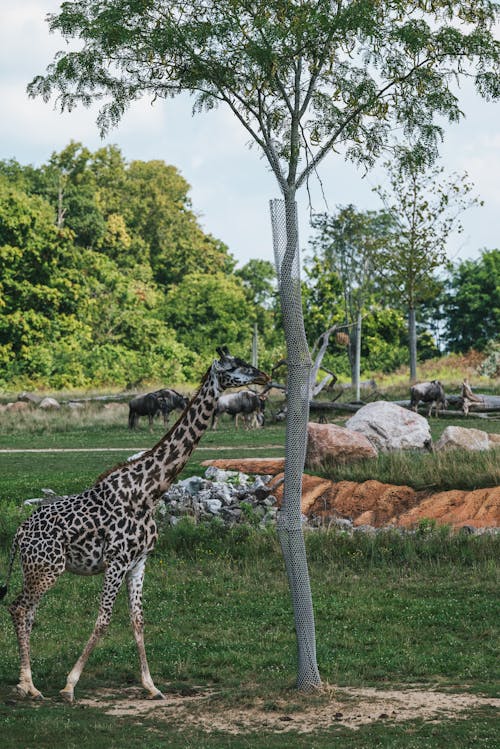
152 389 189 425
410 380 447 417
128 388 188 430
212 390 266 430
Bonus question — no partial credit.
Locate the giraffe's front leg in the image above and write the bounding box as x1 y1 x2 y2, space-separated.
60 561 126 703
127 558 164 700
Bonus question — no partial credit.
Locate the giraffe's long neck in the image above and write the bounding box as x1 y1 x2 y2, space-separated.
149 365 220 490
98 365 220 506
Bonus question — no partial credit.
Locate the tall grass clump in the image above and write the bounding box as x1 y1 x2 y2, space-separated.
155 516 282 565
316 447 500 491
150 518 500 573
372 351 499 394
304 524 500 570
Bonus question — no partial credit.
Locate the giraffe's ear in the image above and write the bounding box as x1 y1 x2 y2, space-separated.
216 346 231 359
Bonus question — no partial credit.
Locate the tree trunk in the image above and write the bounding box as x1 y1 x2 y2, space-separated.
252 322 258 367
270 196 321 692
354 310 362 401
408 305 417 383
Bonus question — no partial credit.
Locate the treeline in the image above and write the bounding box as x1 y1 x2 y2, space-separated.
0 144 498 389
0 143 284 388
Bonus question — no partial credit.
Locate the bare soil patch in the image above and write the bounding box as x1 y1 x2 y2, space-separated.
77 684 500 733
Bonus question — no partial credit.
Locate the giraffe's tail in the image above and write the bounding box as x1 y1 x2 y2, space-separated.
0 530 20 602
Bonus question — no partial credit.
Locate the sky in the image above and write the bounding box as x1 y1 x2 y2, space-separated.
1 2 499 269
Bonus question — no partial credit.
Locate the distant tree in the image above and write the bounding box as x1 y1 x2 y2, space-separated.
0 176 84 383
0 174 193 388
302 257 344 348
235 259 277 309
37 142 107 246
235 259 284 360
374 156 481 382
309 206 392 398
443 249 500 353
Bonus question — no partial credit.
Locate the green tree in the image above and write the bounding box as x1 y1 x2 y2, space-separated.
39 142 107 246
374 157 481 381
310 206 392 398
235 259 283 366
123 160 235 287
235 259 276 309
361 306 409 374
0 174 194 388
0 176 86 384
302 257 344 347
443 249 500 353
29 0 500 691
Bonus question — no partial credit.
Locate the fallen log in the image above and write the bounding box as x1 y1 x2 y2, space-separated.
309 401 365 414
445 394 500 412
309 396 500 417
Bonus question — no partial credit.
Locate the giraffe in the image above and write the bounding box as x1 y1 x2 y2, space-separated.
0 347 269 703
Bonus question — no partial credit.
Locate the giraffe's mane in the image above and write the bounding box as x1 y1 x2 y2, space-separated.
93 365 214 485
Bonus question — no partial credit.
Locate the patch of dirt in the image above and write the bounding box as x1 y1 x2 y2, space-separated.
203 459 500 529
76 684 500 733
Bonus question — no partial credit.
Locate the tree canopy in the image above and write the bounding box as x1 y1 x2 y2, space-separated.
30 1 500 199
373 156 480 380
443 248 500 353
0 146 244 388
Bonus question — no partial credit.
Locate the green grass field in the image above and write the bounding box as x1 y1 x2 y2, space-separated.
0 406 498 747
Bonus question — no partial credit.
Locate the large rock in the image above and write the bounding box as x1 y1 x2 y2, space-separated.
305 422 377 469
346 402 432 452
17 391 41 404
489 433 500 447
435 426 491 452
38 397 61 410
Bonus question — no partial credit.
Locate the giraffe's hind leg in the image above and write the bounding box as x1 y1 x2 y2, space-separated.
9 555 64 699
127 558 164 699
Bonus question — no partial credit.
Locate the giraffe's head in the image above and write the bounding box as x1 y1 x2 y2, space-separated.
213 347 270 391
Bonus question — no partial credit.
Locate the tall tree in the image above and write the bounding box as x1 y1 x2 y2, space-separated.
374 156 481 381
443 249 500 353
29 0 500 690
310 206 392 399
123 160 235 287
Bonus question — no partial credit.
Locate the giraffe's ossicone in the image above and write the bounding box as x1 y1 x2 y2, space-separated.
0 347 269 702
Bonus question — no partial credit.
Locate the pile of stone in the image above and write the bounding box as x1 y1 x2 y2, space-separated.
158 467 280 527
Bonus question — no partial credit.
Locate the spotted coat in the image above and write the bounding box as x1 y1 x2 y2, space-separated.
1 348 269 702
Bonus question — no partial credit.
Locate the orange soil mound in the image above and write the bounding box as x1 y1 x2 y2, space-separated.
202 458 500 529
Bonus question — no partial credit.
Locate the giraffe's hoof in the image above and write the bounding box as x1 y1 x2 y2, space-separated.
147 690 165 700
14 684 45 700
59 688 75 703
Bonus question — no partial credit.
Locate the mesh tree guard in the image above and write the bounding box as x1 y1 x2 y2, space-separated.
270 197 321 691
